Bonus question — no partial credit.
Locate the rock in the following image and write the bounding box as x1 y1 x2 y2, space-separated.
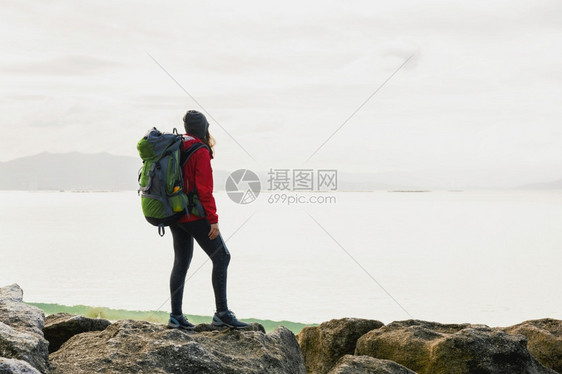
0 285 25 302
193 322 265 333
0 284 49 373
43 312 111 353
0 324 48 373
327 355 416 374
504 318 562 373
49 319 306 373
356 319 557 374
0 357 42 374
0 285 44 337
297 317 384 374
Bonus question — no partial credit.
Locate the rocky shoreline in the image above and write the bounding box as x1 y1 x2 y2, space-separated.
1 284 560 373
298 318 561 373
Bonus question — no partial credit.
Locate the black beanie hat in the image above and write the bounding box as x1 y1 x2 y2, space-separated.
183 110 209 139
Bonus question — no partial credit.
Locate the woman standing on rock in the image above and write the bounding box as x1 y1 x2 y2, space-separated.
167 110 247 330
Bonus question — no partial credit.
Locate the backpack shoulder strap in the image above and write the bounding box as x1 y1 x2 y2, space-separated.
180 142 210 167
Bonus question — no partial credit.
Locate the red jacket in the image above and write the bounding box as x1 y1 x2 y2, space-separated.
177 134 218 224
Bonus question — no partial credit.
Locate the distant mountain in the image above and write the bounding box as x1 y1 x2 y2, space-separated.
0 152 141 190
2 152 560 191
514 178 562 190
0 153 420 192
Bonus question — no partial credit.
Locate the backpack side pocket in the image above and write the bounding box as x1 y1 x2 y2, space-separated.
188 190 206 217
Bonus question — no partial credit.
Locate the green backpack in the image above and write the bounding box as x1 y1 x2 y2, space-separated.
137 127 208 236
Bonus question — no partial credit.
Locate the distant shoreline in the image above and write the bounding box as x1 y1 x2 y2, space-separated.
389 190 432 193
27 302 315 334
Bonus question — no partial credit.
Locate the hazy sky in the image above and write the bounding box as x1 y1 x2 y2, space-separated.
2 0 561 187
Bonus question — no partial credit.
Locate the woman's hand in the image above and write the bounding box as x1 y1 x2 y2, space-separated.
208 223 219 240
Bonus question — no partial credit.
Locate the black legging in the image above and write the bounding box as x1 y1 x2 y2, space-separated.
169 219 231 315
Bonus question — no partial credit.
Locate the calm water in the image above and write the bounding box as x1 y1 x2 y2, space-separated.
0 190 560 326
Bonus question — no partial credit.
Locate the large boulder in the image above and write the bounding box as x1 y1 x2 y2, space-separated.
327 355 416 374
356 319 557 374
0 285 45 337
43 313 111 353
503 319 562 373
297 318 384 374
49 319 306 373
0 357 42 374
0 284 49 373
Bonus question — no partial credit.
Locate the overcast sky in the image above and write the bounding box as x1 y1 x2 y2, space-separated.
2 0 561 187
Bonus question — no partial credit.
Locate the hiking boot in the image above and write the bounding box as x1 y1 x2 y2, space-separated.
168 313 195 330
212 310 249 329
